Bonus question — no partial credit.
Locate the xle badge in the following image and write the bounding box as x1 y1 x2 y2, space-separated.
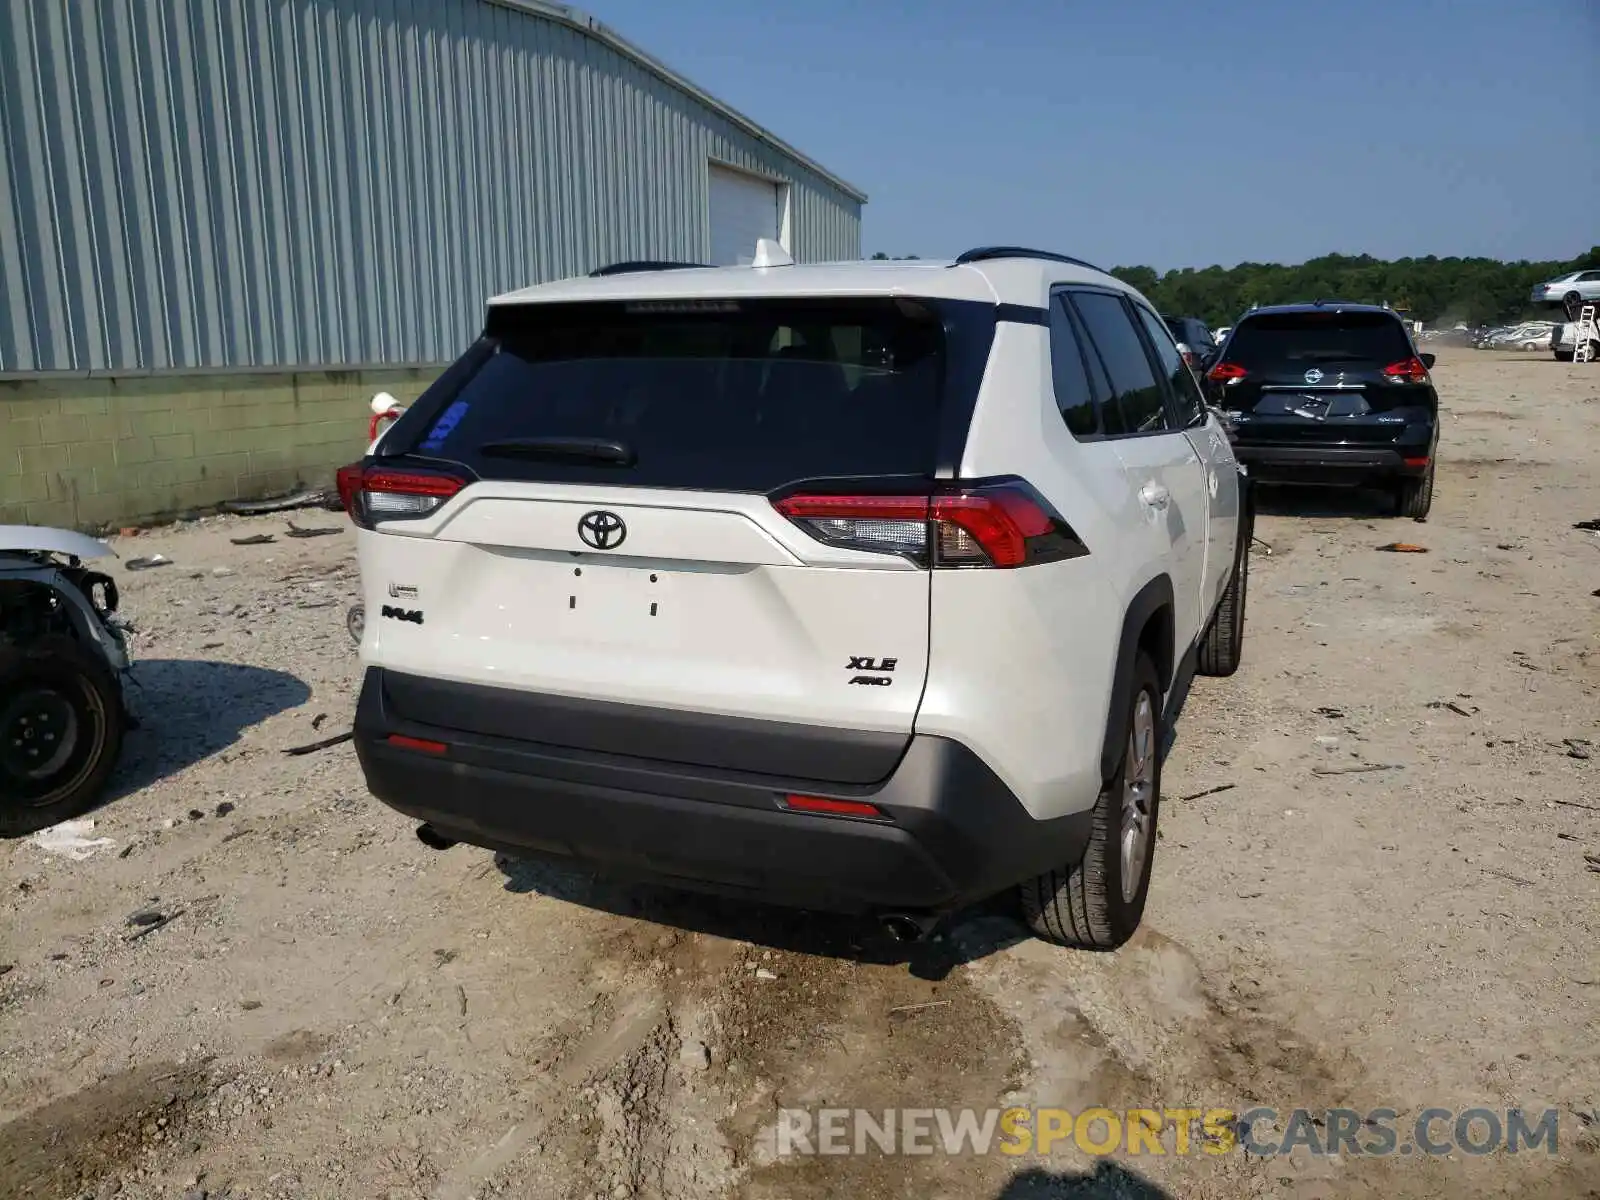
847 656 897 686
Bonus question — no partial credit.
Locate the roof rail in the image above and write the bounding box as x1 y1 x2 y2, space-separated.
588 260 710 277
952 246 1104 273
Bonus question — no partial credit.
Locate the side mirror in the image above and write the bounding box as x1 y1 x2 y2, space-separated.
1419 352 1436 369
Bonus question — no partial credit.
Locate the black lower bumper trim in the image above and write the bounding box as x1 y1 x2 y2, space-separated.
1234 442 1428 483
354 668 1091 914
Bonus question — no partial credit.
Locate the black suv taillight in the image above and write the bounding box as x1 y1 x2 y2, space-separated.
336 463 465 530
774 482 1088 568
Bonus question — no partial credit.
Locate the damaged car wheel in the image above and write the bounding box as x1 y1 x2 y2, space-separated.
0 635 126 837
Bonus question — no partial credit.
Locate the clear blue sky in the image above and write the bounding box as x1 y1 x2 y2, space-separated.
592 0 1599 271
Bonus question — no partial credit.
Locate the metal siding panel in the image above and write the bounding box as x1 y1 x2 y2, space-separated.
0 0 863 373
0 2 38 370
7 0 74 370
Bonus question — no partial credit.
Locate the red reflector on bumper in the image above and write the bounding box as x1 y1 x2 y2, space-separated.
1402 457 1430 468
782 794 885 819
388 734 448 755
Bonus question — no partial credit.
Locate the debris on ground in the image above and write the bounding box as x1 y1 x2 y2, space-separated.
1376 542 1428 553
285 522 341 539
229 534 276 546
1428 700 1478 717
1481 866 1535 888
127 909 166 928
215 802 235 817
282 731 354 756
1315 706 1345 718
1180 783 1236 801
311 713 328 731
125 554 173 570
1565 739 1593 761
1312 763 1404 776
29 819 115 861
1251 536 1273 555
1574 519 1600 532
223 489 336 516
1586 855 1600 875
887 1000 951 1018
125 909 184 941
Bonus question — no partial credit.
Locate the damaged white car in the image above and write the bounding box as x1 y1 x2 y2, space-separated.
0 526 132 836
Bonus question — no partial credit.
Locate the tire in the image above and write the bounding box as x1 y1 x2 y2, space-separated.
1197 520 1249 677
0 635 126 838
347 603 365 645
1555 350 1575 362
1563 292 1582 320
1020 652 1162 951
1395 460 1435 521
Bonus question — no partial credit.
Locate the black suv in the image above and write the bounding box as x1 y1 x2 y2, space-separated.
1204 303 1437 519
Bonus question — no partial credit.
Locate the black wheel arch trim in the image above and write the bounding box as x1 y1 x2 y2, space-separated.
1101 574 1175 781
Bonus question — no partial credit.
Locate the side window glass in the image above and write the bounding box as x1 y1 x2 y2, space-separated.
1048 296 1099 437
1070 292 1169 435
1134 305 1205 427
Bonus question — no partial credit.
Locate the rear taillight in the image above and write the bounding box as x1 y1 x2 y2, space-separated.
336 463 465 530
774 482 1087 568
1206 362 1248 382
1382 356 1429 383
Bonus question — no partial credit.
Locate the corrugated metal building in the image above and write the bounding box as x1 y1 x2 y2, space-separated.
1 0 865 375
0 0 864 527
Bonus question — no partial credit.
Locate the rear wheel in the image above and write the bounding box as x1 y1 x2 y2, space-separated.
1197 519 1249 677
0 636 125 837
1020 652 1161 951
1555 350 1575 363
1395 460 1435 521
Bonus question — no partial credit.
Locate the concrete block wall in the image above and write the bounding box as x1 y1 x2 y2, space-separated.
0 369 439 530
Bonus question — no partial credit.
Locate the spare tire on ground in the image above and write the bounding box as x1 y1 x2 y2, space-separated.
0 634 126 837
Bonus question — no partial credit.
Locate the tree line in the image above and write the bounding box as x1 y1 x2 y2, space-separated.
871 248 1600 327
1109 248 1600 328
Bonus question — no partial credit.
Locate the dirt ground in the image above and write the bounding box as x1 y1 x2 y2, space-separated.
2 348 1597 1200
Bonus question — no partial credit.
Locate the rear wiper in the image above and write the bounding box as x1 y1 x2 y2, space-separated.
478 437 636 466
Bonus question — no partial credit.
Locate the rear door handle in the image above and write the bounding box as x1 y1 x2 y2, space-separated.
1139 481 1170 509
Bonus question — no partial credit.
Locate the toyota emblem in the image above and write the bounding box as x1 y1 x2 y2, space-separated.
577 509 627 550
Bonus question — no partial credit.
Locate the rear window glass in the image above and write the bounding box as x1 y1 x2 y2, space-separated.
409 299 947 491
1224 312 1412 365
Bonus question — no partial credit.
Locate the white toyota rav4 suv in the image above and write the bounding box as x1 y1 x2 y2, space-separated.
340 244 1250 950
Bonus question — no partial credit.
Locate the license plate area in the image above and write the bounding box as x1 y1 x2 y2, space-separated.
559 558 682 643
1257 391 1371 419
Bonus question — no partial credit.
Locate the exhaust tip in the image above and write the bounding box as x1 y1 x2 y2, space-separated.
879 914 928 944
416 823 457 851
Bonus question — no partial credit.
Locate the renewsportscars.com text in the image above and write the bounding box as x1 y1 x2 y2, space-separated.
775 1106 1562 1158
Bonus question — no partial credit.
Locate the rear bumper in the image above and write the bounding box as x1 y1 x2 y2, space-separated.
1232 441 1431 485
353 668 1092 914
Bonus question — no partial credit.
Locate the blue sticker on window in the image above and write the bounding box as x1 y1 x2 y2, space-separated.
419 399 470 454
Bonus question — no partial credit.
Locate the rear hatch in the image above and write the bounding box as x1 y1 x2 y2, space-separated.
1208 310 1433 445
352 297 954 784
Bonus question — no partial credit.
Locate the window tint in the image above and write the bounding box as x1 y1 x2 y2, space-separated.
410 299 948 491
1070 292 1169 435
1221 311 1413 366
1135 305 1205 426
1048 297 1099 437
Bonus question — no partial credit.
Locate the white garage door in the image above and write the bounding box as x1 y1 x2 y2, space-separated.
709 164 781 266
